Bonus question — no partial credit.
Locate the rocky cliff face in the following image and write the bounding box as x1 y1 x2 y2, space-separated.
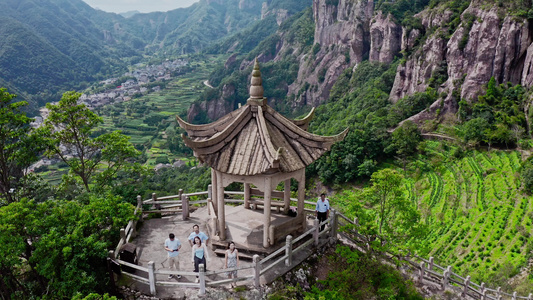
369 11 402 64
261 2 290 25
188 0 533 124
391 1 532 123
287 0 375 107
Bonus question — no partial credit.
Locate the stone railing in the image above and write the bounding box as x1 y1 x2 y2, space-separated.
336 213 533 300
109 194 337 296
110 189 532 299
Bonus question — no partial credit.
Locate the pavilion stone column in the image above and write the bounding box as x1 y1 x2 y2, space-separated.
297 173 305 229
263 176 272 248
244 183 251 209
283 179 291 214
211 168 218 213
216 171 226 241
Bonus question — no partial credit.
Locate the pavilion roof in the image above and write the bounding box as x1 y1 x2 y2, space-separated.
177 60 348 176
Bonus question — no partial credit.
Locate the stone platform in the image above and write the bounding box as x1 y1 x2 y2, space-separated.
207 204 307 259
125 204 315 298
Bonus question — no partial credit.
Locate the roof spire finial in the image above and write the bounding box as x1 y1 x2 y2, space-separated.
248 58 266 105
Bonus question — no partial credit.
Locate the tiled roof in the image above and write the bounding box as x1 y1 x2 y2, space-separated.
177 60 348 176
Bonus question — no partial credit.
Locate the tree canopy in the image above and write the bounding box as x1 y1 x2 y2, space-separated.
0 88 46 205
43 91 140 193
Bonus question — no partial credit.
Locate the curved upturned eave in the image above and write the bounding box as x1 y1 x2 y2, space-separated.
176 105 248 136
179 105 251 149
264 105 349 145
291 107 315 127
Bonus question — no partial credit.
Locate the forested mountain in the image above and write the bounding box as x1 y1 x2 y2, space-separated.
0 0 299 114
188 0 533 124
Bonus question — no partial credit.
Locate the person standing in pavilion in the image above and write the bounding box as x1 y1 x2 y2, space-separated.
315 193 330 231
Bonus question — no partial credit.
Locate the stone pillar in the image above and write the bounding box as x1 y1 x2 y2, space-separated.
199 264 206 295
148 261 156 295
211 169 217 213
244 183 250 209
253 254 261 288
297 176 305 229
217 171 226 240
285 235 293 266
263 176 272 248
182 196 189 220
283 179 290 214
313 218 319 246
137 195 143 222
330 209 337 241
462 275 470 297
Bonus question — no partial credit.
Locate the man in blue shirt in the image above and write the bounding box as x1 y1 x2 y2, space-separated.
188 224 209 247
164 233 181 279
315 193 330 231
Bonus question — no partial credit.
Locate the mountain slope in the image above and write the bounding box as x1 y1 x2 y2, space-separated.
0 0 275 109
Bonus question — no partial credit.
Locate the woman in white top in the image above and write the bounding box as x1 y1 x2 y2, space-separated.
191 236 210 283
224 241 239 287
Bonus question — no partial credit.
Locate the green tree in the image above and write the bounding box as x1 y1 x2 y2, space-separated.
0 88 46 204
361 169 425 252
0 195 134 298
387 121 421 170
44 92 140 192
463 117 490 145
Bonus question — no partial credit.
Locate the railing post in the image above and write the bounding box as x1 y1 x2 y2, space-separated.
462 275 470 297
528 293 532 300
207 198 212 215
497 287 502 300
313 218 319 246
253 255 261 288
480 282 486 296
199 264 206 295
148 261 156 295
106 251 116 293
285 235 293 267
137 195 143 222
131 220 138 239
208 184 212 200
482 290 487 300
441 266 451 290
152 193 160 210
182 195 189 220
120 228 126 242
428 257 434 270
512 292 517 300
244 183 250 209
418 261 424 283
330 210 338 241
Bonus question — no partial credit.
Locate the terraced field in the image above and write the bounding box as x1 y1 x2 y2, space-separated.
97 55 226 165
406 141 532 282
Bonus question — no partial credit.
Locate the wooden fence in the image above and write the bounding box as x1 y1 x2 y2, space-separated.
109 189 532 299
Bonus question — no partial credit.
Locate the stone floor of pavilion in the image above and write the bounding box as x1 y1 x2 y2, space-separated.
126 204 315 297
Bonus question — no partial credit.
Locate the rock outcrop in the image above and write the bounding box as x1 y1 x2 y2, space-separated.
391 2 532 123
369 11 402 64
188 0 533 125
187 84 236 122
287 0 375 107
